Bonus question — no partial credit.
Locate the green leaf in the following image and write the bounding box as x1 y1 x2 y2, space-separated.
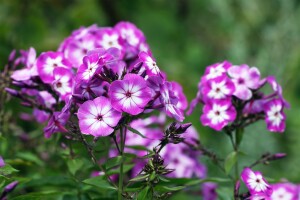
82 176 116 191
137 186 150 200
236 127 244 147
107 164 134 175
127 126 147 138
125 145 150 151
224 151 238 174
0 164 18 175
129 174 149 182
155 185 186 192
67 158 84 175
158 176 170 182
104 156 123 170
16 152 44 166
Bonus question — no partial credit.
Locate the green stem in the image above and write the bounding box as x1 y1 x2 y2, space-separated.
118 127 125 200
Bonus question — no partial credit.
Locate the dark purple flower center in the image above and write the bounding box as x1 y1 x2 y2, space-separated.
255 179 260 183
53 63 58 68
82 49 88 54
215 111 220 116
108 41 113 46
274 112 279 116
96 115 103 121
238 78 245 85
215 87 220 93
173 158 179 164
56 82 62 88
125 91 132 98
152 63 156 67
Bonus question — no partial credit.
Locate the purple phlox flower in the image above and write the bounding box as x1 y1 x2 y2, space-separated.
200 99 236 131
11 47 38 81
63 34 99 68
160 143 196 178
0 156 5 167
77 96 122 137
53 67 73 101
138 51 160 75
44 111 70 138
114 21 146 58
203 61 231 81
115 21 145 47
201 75 235 102
227 64 261 100
243 98 268 115
139 42 151 54
37 51 71 83
98 28 122 51
241 167 273 196
264 99 286 133
109 73 152 115
33 108 50 123
266 76 290 109
171 81 188 111
76 48 119 82
73 78 108 103
271 183 298 200
159 82 184 122
202 182 218 200
37 91 56 109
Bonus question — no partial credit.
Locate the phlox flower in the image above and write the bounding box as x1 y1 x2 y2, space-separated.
53 67 73 101
202 183 218 200
203 61 231 81
200 99 236 131
77 97 122 137
138 51 160 75
44 111 70 138
227 64 261 100
241 167 273 196
98 29 122 50
37 51 71 83
271 183 298 200
109 73 152 115
11 47 38 81
264 99 286 133
201 76 235 102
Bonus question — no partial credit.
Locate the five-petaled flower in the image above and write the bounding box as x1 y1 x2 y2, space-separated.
264 99 286 133
77 96 122 137
109 73 152 115
200 99 236 131
241 167 273 196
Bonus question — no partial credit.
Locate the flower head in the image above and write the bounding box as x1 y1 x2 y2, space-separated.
227 64 261 100
264 99 286 133
200 99 236 131
241 167 273 196
77 96 122 137
109 73 152 115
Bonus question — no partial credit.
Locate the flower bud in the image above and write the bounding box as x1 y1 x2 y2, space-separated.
5 88 19 97
4 181 18 193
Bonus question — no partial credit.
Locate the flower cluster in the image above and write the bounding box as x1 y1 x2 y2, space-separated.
188 61 288 132
6 22 187 138
241 168 300 199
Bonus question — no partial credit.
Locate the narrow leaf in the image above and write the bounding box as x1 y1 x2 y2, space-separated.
224 151 238 174
82 176 116 191
127 126 147 138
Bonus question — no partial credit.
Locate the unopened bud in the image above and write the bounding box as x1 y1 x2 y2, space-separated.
5 88 19 97
0 156 5 168
4 181 18 193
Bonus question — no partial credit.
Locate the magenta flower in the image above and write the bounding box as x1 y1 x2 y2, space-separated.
271 183 298 200
37 51 71 83
44 111 70 138
98 28 122 50
138 51 160 75
109 73 152 115
264 99 286 133
200 99 236 131
241 167 273 196
77 97 122 137
203 61 231 81
53 67 73 101
171 81 188 111
11 47 38 81
201 76 235 102
227 64 261 100
266 76 290 108
249 193 271 200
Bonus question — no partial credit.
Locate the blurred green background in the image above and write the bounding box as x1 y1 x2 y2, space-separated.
1 0 300 198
